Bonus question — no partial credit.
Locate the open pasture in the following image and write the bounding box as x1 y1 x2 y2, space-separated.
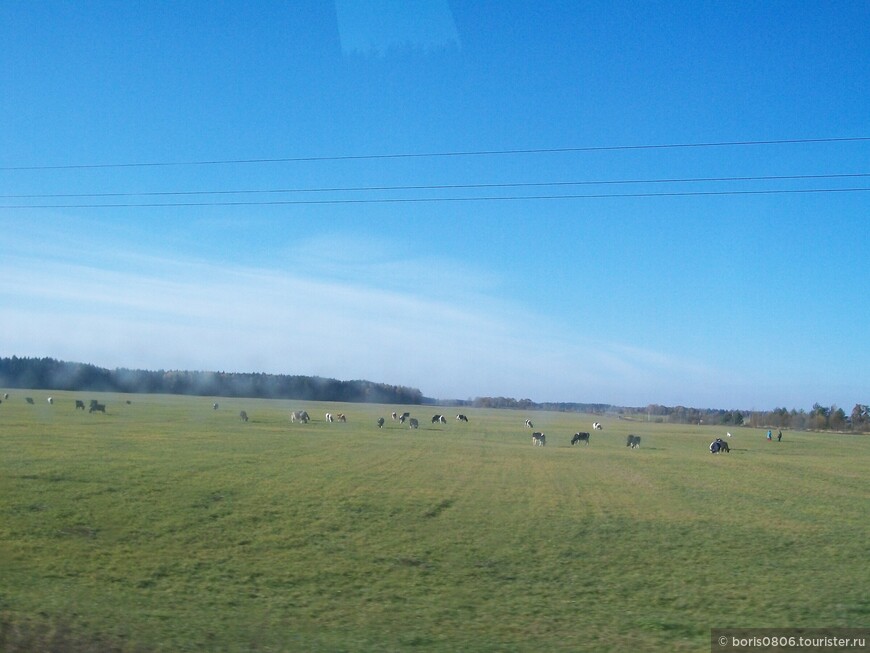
1 391 868 652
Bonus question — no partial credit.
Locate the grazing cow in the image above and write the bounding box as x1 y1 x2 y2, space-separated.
456 414 469 422
213 403 219 410
626 434 641 449
377 417 385 428
325 412 334 423
409 418 419 429
3 393 8 399
290 410 310 423
710 438 730 454
239 411 249 422
47 396 53 405
432 414 446 424
524 419 534 429
26 397 34 404
337 413 347 423
391 411 397 421
592 421 602 430
75 400 85 410
532 432 546 446
89 403 106 413
571 432 591 446
399 412 410 424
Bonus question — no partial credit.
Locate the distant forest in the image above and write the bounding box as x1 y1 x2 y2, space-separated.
433 396 869 433
0 357 423 405
1 356 867 432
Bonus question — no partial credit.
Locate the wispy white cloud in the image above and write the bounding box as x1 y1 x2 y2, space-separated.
0 222 729 404
281 231 504 301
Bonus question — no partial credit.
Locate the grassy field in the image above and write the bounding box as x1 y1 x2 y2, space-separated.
1 390 868 652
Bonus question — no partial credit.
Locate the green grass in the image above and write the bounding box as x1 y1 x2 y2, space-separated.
1 390 868 652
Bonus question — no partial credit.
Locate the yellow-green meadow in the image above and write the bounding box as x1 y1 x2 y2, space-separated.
2 391 867 652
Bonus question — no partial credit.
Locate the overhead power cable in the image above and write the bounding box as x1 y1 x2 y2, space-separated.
2 172 868 200
2 136 868 171
2 187 868 209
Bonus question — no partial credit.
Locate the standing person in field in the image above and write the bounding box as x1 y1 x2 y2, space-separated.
777 430 782 442
767 430 772 441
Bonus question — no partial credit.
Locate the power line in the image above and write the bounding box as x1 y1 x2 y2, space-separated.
2 136 868 171
2 187 868 209
2 172 868 200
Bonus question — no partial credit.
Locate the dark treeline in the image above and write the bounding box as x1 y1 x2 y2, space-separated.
0 357 423 405
3 357 866 432
450 397 870 433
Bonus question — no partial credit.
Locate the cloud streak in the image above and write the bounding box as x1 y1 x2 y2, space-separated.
0 240 726 406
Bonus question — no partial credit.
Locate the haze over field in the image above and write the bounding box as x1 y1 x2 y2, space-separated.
2 1 868 410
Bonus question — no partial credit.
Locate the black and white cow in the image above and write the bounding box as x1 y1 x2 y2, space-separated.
524 419 534 429
710 438 730 454
456 414 469 422
377 417 385 428
399 412 410 424
571 432 591 446
290 410 310 423
626 434 641 449
75 400 85 410
408 418 419 429
325 412 334 423
431 414 446 424
213 402 219 410
239 410 249 422
47 396 53 405
592 421 602 430
89 402 106 413
532 432 546 446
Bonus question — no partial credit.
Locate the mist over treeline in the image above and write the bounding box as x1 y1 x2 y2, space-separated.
0 357 424 405
2 357 867 431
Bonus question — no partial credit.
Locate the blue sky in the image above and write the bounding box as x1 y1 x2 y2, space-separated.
1 1 868 410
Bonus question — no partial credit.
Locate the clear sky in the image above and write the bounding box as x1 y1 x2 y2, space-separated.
1 1 868 410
